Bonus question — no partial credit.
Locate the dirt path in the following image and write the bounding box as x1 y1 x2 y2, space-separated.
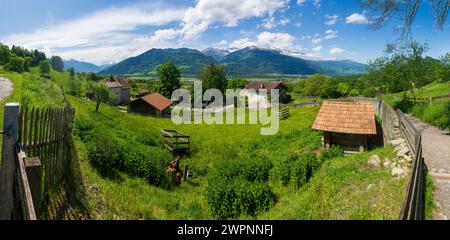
0 77 13 102
405 114 450 220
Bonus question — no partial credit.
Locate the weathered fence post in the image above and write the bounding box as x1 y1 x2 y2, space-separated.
183 164 189 182
0 103 19 220
24 157 42 218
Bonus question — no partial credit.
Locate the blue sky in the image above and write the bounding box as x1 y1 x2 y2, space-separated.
0 0 448 65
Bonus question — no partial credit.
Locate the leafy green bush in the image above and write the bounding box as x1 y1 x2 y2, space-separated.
73 117 96 141
206 158 275 219
291 152 320 189
213 158 272 182
206 177 275 219
393 98 414 113
82 125 172 188
320 145 344 161
279 151 321 188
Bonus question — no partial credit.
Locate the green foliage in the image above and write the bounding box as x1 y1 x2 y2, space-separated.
206 177 275 219
393 98 414 113
320 145 344 161
0 43 11 65
39 60 51 76
411 102 450 130
157 61 181 98
199 63 228 93
68 75 82 97
50 56 65 72
9 45 46 67
228 77 250 89
304 74 329 97
5 56 25 73
349 89 360 97
320 77 341 99
76 119 173 188
87 82 114 111
365 42 437 97
279 151 321 188
213 158 273 182
85 72 98 81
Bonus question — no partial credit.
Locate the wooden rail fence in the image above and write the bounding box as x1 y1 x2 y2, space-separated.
397 109 425 220
161 129 190 155
278 107 290 120
407 93 450 105
0 102 75 220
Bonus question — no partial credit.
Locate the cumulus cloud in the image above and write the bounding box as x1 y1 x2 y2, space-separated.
325 15 339 26
261 16 290 29
324 29 338 39
297 0 306 6
345 13 368 24
229 31 297 51
329 47 345 54
178 0 287 39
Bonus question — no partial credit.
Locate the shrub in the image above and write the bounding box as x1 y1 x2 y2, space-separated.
206 158 275 219
206 176 275 219
83 126 172 188
213 158 272 182
291 152 320 189
393 98 414 112
320 145 344 161
73 117 96 141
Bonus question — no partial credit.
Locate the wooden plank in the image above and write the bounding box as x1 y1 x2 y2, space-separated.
16 149 37 220
24 157 41 219
23 106 29 152
0 103 20 220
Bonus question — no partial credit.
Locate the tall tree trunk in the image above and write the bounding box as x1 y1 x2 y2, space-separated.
96 102 100 112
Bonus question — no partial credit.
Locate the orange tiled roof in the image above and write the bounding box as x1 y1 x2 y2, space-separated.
139 93 173 111
312 101 377 135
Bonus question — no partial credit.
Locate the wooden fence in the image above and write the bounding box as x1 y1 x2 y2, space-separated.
397 109 425 220
407 93 450 105
278 107 290 120
0 103 75 220
161 129 190 155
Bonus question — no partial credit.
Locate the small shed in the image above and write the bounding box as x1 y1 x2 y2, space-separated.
312 101 377 152
128 93 173 117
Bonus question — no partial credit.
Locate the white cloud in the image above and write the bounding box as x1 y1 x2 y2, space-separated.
313 0 321 8
229 31 297 51
312 46 322 52
329 47 345 55
324 29 338 39
325 14 338 26
178 0 287 39
3 4 187 64
297 0 306 6
262 17 277 29
279 18 290 26
345 13 368 24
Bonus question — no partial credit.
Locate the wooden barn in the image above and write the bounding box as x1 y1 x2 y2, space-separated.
312 101 377 153
128 93 173 117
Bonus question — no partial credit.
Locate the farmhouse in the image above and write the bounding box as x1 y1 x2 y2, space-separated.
128 93 173 117
101 76 131 105
312 101 377 152
240 81 289 108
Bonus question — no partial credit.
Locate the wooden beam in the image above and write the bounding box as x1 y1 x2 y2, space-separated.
24 157 41 219
0 103 19 220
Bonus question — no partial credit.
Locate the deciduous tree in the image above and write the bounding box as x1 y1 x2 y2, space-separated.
157 61 181 98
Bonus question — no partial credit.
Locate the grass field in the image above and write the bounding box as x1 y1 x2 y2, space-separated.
0 68 409 220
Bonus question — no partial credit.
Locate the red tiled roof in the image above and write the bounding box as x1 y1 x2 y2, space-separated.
312 101 377 135
245 81 283 90
139 93 173 111
101 76 131 90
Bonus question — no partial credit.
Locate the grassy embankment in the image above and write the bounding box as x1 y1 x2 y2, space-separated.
383 81 450 130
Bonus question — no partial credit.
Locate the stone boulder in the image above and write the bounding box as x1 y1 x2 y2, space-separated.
389 138 405 146
392 167 407 178
368 155 381 167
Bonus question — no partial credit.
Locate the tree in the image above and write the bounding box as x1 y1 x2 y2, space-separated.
361 0 449 39
320 78 341 99
304 74 329 97
85 72 98 81
5 56 25 73
31 50 46 67
89 83 114 112
157 61 181 98
0 44 10 65
199 63 228 94
69 67 75 77
50 56 65 72
337 82 351 97
39 60 51 76
365 41 434 101
228 77 250 89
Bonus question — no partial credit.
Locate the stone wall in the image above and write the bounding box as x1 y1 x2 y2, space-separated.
351 97 401 145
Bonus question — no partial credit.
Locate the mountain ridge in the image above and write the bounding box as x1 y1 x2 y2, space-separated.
100 47 366 76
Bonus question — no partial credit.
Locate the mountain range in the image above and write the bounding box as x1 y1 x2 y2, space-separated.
64 59 112 73
98 47 367 76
